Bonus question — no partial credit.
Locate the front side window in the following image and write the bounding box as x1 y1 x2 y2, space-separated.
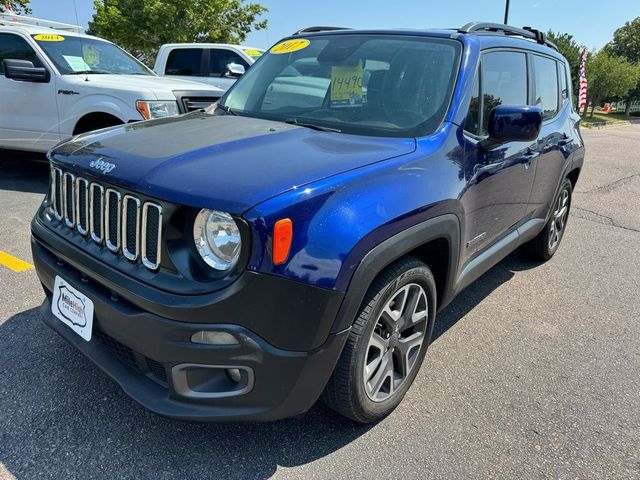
532 55 559 119
0 33 42 74
480 51 528 136
209 49 249 76
221 35 462 138
166 48 203 76
32 35 152 75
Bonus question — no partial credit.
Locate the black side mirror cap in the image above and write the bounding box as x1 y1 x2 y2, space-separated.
3 59 50 83
485 105 543 146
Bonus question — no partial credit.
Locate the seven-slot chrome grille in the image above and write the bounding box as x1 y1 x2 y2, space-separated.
50 167 163 270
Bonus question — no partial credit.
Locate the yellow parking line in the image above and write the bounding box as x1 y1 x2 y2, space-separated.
0 250 33 272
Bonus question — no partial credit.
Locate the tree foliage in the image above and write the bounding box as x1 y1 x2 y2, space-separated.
88 0 267 64
0 1 31 14
604 17 640 105
547 31 583 94
586 50 640 115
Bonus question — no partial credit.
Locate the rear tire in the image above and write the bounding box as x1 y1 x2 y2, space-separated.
522 178 573 261
322 256 437 423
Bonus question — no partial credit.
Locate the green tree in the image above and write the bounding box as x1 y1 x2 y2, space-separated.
88 0 267 64
585 50 640 117
547 31 583 95
604 17 640 115
0 1 31 14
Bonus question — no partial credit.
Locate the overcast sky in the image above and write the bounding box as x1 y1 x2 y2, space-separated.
26 0 639 50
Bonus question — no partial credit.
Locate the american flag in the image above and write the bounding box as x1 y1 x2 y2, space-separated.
578 49 588 111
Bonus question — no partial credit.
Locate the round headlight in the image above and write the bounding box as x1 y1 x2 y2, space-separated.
193 209 241 271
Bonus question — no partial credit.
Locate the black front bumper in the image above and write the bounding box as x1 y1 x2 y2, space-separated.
32 220 349 422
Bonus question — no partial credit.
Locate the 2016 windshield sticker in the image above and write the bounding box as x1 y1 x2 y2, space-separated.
330 61 364 106
244 49 263 58
34 34 65 42
270 39 310 54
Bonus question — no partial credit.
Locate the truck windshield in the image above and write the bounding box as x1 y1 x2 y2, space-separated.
32 35 152 76
220 34 461 137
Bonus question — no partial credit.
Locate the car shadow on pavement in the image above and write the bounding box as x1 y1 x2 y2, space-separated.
0 154 49 194
0 253 541 480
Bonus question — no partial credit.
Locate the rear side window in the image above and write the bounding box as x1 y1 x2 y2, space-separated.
165 48 203 76
480 51 527 136
0 33 42 74
532 55 559 120
209 49 249 76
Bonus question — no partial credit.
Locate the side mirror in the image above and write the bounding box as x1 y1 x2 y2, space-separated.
224 62 245 78
3 59 50 83
487 105 542 144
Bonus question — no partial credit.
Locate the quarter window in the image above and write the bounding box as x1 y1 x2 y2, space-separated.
558 61 569 106
165 48 203 76
0 33 42 74
480 51 528 136
532 55 559 120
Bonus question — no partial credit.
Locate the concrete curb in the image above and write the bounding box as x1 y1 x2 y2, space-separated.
582 119 640 130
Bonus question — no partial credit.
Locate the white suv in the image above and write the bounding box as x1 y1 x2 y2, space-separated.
0 15 224 153
153 43 264 92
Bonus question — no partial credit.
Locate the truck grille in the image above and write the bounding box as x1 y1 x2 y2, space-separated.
51 167 163 270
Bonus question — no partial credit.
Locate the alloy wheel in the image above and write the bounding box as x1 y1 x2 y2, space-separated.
549 187 570 251
363 283 428 402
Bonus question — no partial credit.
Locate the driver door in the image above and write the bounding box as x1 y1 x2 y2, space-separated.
0 32 60 152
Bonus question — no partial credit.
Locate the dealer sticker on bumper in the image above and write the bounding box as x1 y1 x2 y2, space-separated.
51 276 94 341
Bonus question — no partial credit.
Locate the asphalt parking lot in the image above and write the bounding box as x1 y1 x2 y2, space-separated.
0 126 639 480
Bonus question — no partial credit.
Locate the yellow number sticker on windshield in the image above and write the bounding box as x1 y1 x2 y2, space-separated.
331 61 363 106
270 39 310 54
244 49 263 58
34 34 65 42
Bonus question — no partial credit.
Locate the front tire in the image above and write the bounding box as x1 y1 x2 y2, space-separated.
522 178 573 261
322 257 437 423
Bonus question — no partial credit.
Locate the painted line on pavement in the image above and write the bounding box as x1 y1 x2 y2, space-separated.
0 250 34 272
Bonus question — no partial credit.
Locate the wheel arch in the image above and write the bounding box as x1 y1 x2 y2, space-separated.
330 214 460 334
73 112 125 135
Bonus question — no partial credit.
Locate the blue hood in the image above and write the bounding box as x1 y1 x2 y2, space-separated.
50 113 416 214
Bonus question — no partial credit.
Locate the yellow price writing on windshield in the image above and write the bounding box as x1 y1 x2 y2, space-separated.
34 34 65 42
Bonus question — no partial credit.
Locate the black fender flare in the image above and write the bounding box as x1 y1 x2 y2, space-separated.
330 214 460 334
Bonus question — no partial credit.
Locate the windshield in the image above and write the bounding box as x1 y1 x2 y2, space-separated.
32 35 152 75
221 34 461 137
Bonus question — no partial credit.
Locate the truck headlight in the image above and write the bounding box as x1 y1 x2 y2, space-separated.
136 100 180 120
193 209 241 271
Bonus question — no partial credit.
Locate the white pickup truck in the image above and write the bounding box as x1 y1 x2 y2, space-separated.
153 43 264 92
0 15 224 154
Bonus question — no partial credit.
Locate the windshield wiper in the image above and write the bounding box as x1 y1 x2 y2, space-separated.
284 118 341 133
216 103 238 116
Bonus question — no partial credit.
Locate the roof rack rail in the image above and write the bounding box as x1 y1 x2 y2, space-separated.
458 22 558 51
293 26 351 35
0 13 84 33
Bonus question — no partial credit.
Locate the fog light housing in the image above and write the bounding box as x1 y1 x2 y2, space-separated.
191 331 238 345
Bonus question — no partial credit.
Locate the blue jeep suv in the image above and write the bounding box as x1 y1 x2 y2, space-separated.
32 23 585 423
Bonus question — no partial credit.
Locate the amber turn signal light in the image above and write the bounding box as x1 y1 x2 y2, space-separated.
273 218 293 265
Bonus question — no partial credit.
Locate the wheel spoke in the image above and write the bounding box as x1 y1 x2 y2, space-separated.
368 350 393 398
396 333 423 377
365 332 388 380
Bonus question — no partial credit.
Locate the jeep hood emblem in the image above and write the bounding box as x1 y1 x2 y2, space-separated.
89 158 116 174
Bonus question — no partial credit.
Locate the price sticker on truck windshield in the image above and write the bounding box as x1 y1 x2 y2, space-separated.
330 61 364 107
34 34 65 42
